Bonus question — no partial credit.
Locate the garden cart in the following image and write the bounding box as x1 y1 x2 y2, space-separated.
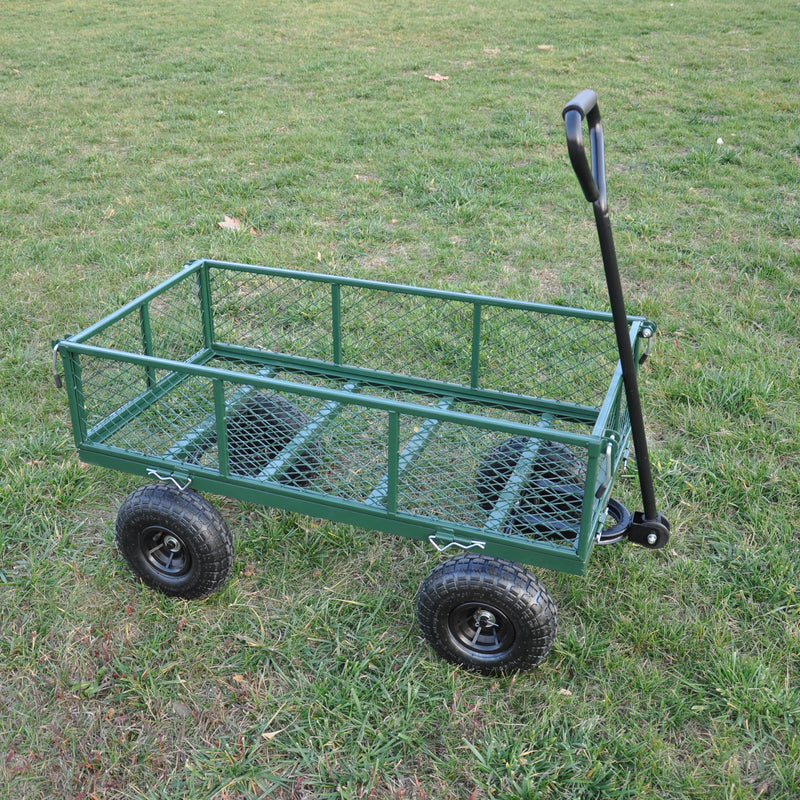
55 90 670 673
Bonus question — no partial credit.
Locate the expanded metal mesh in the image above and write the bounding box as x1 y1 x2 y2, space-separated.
338 285 474 386
477 304 617 406
88 275 204 362
146 281 205 362
211 270 332 362
206 266 621 409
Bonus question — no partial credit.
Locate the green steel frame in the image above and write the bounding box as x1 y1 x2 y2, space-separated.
57 258 653 576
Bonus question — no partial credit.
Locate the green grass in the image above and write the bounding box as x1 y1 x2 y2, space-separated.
2 0 799 797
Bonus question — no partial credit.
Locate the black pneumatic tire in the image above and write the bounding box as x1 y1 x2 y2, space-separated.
416 555 558 674
115 483 234 599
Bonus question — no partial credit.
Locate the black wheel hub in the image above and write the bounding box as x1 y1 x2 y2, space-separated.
449 602 516 657
141 525 191 578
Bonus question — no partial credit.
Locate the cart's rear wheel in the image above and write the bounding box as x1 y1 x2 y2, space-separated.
416 555 557 673
226 393 321 485
115 483 234 599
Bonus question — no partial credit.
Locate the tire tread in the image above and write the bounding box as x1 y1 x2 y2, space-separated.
416 554 557 673
115 483 234 599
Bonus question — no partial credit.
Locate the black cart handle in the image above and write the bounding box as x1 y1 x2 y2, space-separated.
560 90 670 543
562 89 607 211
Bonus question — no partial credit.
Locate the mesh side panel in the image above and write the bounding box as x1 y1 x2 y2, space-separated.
205 267 623 411
103 375 215 458
85 312 145 356
222 390 317 482
309 403 391 502
339 285 474 385
146 279 205 361
76 344 602 549
395 417 590 547
80 357 150 433
395 418 491 528
478 305 618 407
86 275 204 361
606 384 630 438
502 440 590 547
210 269 332 361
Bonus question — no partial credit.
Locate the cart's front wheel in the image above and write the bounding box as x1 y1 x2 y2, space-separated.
416 555 557 673
115 483 234 599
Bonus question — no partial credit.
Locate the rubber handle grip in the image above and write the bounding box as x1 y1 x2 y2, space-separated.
562 89 599 120
562 90 606 208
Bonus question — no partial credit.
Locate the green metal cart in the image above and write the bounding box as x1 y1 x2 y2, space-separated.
55 90 670 673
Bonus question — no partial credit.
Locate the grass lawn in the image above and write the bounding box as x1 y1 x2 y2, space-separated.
1 0 798 798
